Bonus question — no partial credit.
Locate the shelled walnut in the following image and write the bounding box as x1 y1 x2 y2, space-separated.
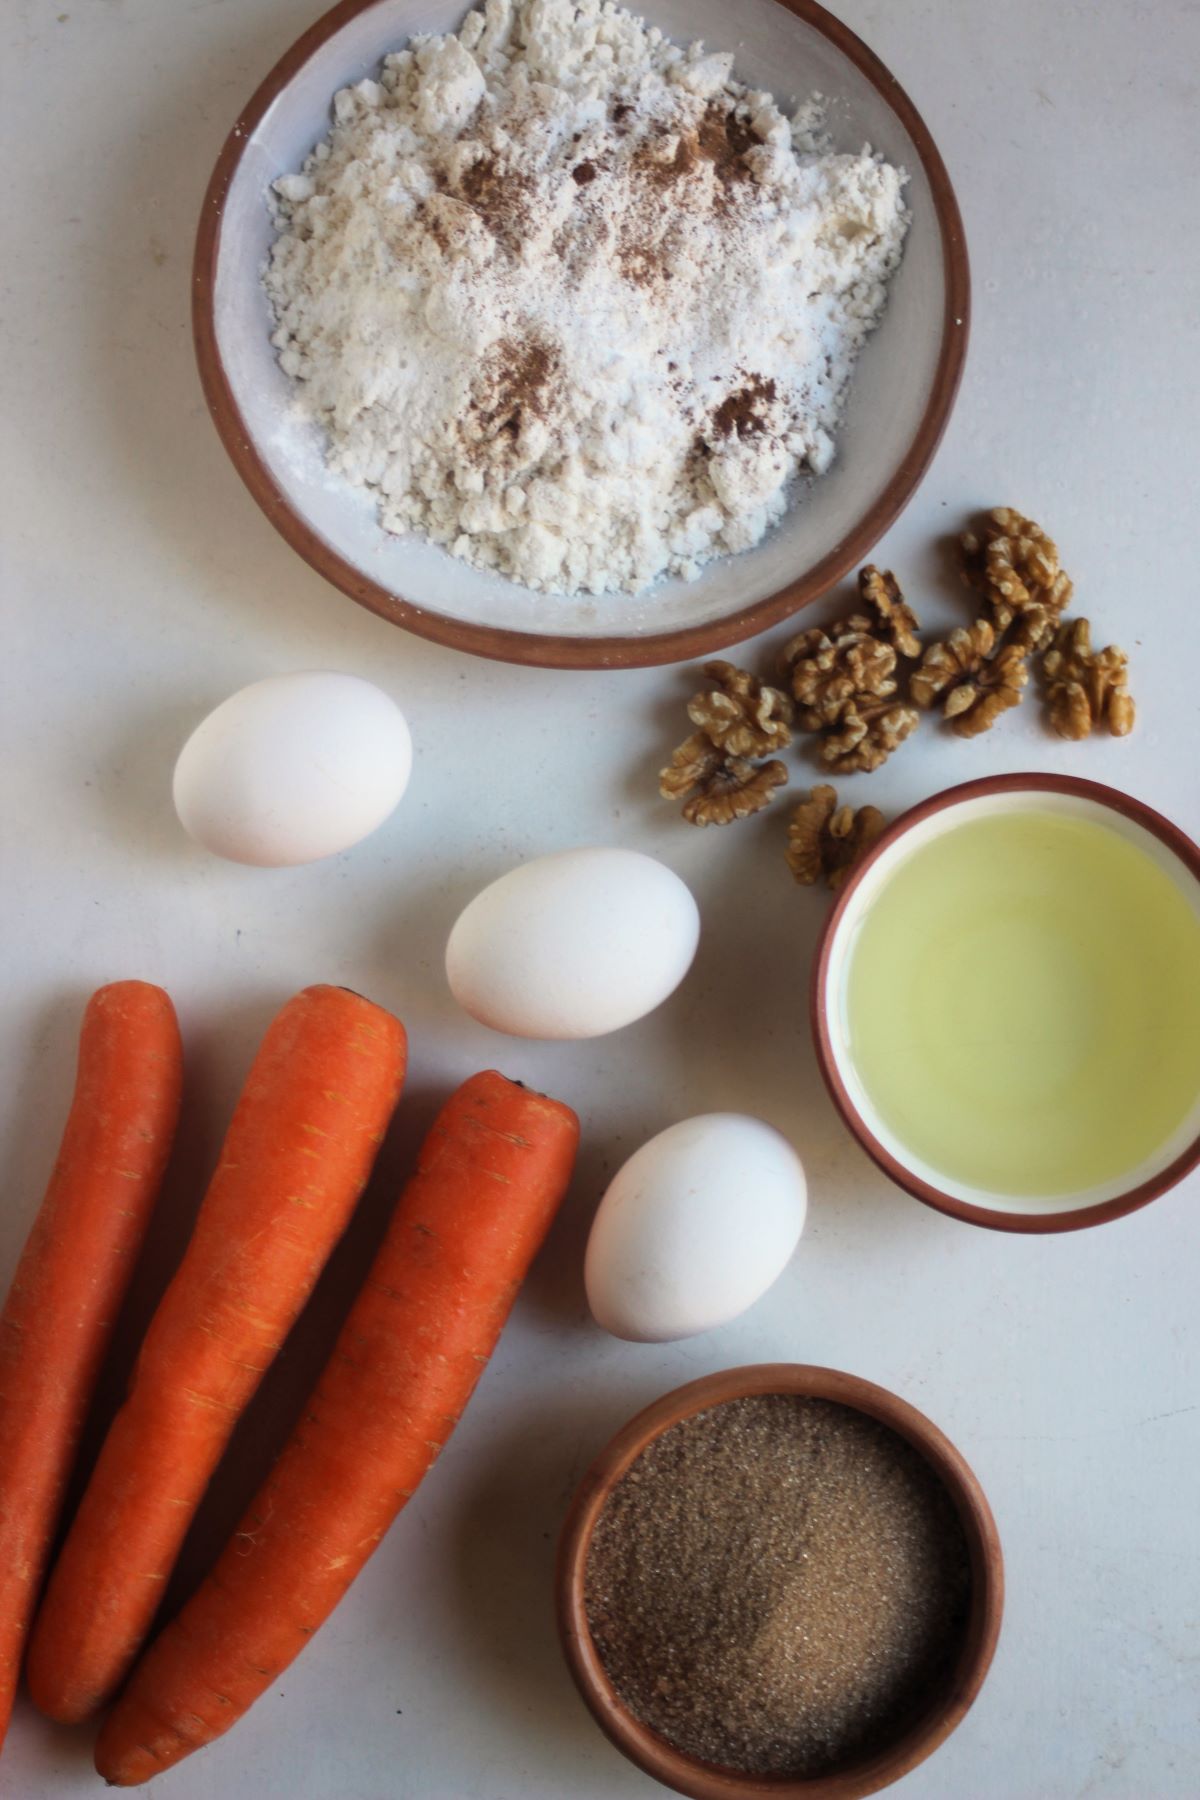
819 698 919 774
786 785 887 890
960 506 1073 630
658 521 1138 851
1042 619 1135 739
659 733 788 826
686 661 793 757
1007 602 1056 657
781 624 898 730
780 566 921 773
659 731 723 802
911 620 1029 738
857 565 921 659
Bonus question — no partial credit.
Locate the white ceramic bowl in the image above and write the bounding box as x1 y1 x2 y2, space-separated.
195 0 968 667
813 775 1200 1234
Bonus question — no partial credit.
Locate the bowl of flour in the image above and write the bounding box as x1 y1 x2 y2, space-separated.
196 0 967 668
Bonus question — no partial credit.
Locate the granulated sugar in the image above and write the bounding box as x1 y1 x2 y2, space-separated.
266 0 908 598
584 1394 970 1778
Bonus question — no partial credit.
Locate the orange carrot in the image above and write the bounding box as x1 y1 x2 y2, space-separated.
94 1070 579 1786
0 982 181 1755
27 984 406 1726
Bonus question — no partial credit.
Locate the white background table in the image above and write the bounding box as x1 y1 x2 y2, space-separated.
3 0 1198 1794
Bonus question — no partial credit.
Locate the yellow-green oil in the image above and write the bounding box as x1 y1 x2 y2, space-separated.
843 809 1200 1197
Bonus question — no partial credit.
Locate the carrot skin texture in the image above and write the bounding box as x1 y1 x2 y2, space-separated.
94 1070 579 1787
0 982 182 1754
26 985 406 1726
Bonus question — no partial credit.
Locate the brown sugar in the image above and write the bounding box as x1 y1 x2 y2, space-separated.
585 1395 971 1779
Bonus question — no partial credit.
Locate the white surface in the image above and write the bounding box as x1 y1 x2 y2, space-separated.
1 0 1198 1796
214 0 950 640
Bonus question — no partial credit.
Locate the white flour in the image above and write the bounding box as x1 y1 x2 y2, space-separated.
266 0 908 597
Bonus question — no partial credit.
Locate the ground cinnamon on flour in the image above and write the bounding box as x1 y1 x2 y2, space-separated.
266 0 907 597
585 1395 971 1778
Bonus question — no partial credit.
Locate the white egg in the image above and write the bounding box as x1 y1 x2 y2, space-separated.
585 1115 807 1342
173 672 412 867
445 847 699 1039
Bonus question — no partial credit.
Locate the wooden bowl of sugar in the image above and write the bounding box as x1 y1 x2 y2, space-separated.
557 1364 1002 1798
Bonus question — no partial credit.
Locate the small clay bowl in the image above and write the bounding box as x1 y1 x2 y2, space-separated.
812 773 1200 1234
193 0 968 670
557 1363 1003 1800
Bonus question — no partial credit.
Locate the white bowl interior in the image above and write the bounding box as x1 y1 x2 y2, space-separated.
822 791 1200 1217
213 0 953 640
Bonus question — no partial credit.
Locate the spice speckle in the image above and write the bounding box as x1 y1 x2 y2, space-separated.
585 1394 971 1778
711 374 778 441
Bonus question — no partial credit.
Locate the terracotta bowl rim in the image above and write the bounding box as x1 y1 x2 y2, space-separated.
556 1362 1004 1800
810 771 1200 1235
192 0 970 670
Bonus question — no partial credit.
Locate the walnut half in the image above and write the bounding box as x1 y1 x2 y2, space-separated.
857 565 922 660
911 620 1029 738
781 624 897 730
1042 618 1135 739
819 699 919 774
960 505 1073 631
786 785 887 891
687 660 793 758
659 732 788 825
781 566 921 773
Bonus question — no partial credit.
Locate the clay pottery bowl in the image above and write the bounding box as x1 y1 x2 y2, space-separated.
194 0 968 668
557 1363 1003 1799
812 773 1200 1233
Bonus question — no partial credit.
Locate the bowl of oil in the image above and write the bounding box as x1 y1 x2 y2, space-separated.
813 774 1200 1232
